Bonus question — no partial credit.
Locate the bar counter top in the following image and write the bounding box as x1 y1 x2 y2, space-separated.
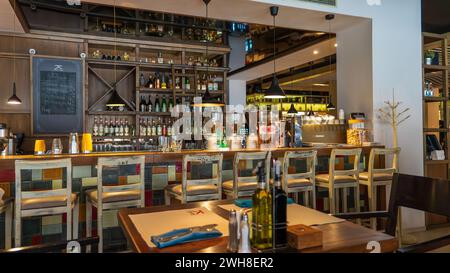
0 145 383 169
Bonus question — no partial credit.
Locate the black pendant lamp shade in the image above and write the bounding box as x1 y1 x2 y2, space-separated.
106 87 126 107
264 6 285 99
192 89 225 107
7 82 22 105
327 95 336 110
288 103 298 115
265 75 285 99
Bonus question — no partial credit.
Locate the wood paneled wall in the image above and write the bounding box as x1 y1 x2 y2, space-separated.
0 34 83 153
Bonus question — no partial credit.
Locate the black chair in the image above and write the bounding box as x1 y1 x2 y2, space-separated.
1 237 100 253
336 173 450 253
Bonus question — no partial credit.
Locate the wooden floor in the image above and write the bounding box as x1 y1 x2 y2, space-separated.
407 226 450 253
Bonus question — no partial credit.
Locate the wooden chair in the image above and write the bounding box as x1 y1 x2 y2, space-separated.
282 150 317 208
0 197 13 249
337 173 450 253
86 156 145 253
359 148 401 229
14 159 79 247
222 151 271 199
316 148 362 215
165 154 223 204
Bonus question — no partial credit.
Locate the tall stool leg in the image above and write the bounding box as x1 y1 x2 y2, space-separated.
304 191 309 208
329 187 335 214
335 188 340 214
343 188 348 213
73 198 79 240
66 207 72 242
311 188 317 209
86 200 92 252
385 184 392 209
5 204 12 249
14 209 21 247
355 185 361 225
97 209 103 253
367 185 376 229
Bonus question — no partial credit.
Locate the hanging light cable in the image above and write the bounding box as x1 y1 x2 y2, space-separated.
7 0 22 105
193 0 224 108
264 6 285 99
106 0 126 108
326 14 336 111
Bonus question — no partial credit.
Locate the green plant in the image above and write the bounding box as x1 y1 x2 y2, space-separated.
425 50 435 59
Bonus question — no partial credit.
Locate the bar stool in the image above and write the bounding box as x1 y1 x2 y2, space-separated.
359 148 401 229
282 150 317 208
0 194 12 249
14 159 79 247
86 156 145 253
316 148 362 215
165 154 223 204
222 152 271 199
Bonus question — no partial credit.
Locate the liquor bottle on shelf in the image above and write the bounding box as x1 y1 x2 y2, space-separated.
114 118 120 136
140 118 147 137
167 119 173 137
140 96 146 112
155 72 161 89
147 96 153 112
168 77 173 90
157 52 164 64
93 117 99 136
161 73 167 89
146 75 154 88
99 117 104 137
157 118 163 136
151 119 157 136
175 77 181 89
154 95 161 112
272 159 287 248
213 74 219 91
140 73 146 87
197 78 201 91
201 74 207 91
124 120 130 137
119 119 124 137
162 118 167 136
146 119 152 137
185 78 191 90
208 75 214 91
251 161 273 250
103 118 109 136
161 95 167 112
168 97 174 112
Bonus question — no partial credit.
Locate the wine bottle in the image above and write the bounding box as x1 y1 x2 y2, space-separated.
251 161 273 250
185 78 191 90
140 96 146 112
93 117 99 136
140 119 147 137
103 118 109 136
157 118 162 136
98 117 104 136
155 72 161 89
151 119 157 136
154 95 160 112
124 120 130 137
157 52 164 64
161 73 167 89
146 75 154 88
161 95 167 113
168 97 174 112
140 73 146 87
272 159 287 248
147 96 153 112
146 119 152 137
114 118 120 136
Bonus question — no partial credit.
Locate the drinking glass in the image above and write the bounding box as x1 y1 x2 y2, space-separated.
52 138 63 155
81 133 93 154
34 140 46 155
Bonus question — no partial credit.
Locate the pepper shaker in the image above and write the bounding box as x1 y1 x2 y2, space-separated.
227 210 238 252
238 212 252 253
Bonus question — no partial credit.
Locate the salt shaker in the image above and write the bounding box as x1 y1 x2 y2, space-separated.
227 210 238 252
238 212 251 253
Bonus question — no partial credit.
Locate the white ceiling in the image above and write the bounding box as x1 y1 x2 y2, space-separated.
0 0 24 33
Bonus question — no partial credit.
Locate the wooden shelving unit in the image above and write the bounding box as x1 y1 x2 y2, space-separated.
84 38 230 151
422 32 449 227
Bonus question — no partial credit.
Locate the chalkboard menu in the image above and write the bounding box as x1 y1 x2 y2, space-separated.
33 57 83 135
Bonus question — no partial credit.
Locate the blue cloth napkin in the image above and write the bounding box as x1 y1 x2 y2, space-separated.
151 228 223 248
234 198 294 208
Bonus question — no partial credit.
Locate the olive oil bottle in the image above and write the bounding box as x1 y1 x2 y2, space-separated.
272 160 287 248
251 161 273 250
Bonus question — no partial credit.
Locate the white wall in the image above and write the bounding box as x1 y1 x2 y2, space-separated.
253 0 425 230
228 35 248 106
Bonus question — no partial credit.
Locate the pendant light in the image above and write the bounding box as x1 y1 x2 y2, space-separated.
288 103 298 115
7 0 22 105
192 0 224 108
325 14 336 112
307 62 314 116
264 6 286 99
106 1 126 108
287 69 297 115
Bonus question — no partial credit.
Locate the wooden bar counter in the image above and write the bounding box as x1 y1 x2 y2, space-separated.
0 145 383 169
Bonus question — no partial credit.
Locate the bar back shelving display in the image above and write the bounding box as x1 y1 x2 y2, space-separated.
422 32 449 226
85 38 230 152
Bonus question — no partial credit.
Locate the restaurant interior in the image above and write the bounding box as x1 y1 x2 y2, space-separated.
0 0 449 256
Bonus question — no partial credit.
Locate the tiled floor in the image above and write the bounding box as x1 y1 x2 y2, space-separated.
405 226 450 253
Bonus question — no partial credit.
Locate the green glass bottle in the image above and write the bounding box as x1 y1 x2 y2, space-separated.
251 161 273 250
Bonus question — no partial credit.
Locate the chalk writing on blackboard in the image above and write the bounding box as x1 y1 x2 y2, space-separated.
39 71 77 115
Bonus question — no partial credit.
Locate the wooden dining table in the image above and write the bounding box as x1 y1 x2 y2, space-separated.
118 200 398 253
